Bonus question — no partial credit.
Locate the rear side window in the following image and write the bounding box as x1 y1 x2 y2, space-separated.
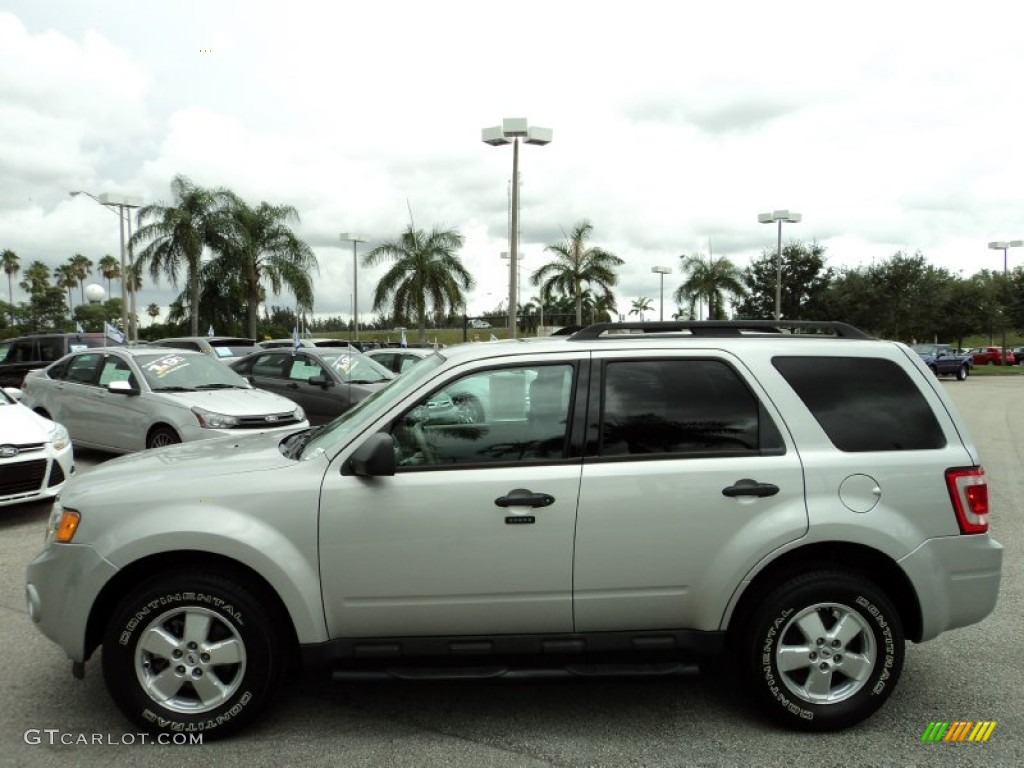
598 359 784 457
773 356 945 451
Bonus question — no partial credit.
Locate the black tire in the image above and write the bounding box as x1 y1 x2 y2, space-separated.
102 572 287 739
741 570 904 731
928 365 938 377
956 365 968 381
147 426 181 449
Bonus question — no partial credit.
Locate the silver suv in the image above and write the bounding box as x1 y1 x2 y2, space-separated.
25 321 1003 738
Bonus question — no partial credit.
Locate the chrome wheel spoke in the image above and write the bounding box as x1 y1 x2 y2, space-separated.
840 651 874 681
146 666 186 702
139 626 180 660
803 666 834 698
777 645 813 673
205 637 243 665
793 611 828 642
191 671 231 706
830 612 863 647
183 611 213 645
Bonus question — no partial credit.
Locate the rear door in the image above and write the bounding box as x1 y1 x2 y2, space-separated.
572 351 808 633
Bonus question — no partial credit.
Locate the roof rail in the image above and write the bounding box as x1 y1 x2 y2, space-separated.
566 320 873 341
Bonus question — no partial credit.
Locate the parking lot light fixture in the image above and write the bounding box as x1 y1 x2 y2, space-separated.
70 191 143 341
340 234 368 342
483 118 552 339
988 239 1023 364
651 266 672 321
758 210 802 320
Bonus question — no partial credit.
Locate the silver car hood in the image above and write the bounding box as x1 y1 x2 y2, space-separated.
62 432 301 504
157 387 299 415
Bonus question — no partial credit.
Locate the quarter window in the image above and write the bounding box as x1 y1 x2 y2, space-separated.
773 356 946 451
598 359 782 457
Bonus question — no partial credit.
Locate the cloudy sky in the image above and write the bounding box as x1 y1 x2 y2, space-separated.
2 1 1021 324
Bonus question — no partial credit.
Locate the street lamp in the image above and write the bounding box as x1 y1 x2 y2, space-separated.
651 266 672 321
988 239 1023 364
339 233 368 342
757 209 802 320
500 251 527 313
70 190 143 341
482 118 552 338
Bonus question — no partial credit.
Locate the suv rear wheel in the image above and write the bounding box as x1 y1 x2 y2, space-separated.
102 572 287 738
741 570 904 731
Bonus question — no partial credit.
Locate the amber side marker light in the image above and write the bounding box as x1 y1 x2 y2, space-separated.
54 509 81 543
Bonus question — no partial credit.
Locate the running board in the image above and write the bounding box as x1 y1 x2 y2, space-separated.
332 661 700 682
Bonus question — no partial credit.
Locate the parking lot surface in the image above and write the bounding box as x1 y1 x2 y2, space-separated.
2 379 1022 767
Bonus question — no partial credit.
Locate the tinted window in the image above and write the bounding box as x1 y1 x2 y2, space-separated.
773 356 946 451
65 353 104 385
251 353 291 378
599 359 781 457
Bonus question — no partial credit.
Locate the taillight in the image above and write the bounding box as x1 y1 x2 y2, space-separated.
945 467 989 534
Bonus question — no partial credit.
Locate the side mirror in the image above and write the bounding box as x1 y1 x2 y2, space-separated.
344 432 396 477
308 375 332 388
108 380 140 396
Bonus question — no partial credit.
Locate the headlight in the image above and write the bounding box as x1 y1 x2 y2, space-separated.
191 406 240 429
293 405 306 422
48 423 70 451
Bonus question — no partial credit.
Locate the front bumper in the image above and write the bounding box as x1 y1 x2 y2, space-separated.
899 534 1003 642
25 541 118 662
0 443 73 508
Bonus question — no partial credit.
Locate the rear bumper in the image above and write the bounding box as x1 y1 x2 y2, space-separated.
899 534 1003 642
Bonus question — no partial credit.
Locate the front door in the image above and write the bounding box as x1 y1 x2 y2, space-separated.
318 360 583 638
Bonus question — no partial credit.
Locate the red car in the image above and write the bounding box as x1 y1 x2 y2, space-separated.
971 346 1016 365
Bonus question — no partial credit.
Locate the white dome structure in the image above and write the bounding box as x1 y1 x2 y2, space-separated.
84 283 106 304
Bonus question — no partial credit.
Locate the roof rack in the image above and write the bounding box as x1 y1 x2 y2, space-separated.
566 320 873 341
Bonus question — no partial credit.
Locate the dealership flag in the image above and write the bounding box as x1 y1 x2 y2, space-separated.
401 330 407 348
207 324 215 337
292 325 301 355
104 321 125 344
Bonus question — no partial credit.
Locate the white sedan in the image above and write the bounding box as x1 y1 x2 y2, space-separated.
0 387 73 508
20 347 308 453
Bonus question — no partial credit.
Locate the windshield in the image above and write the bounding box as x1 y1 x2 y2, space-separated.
319 351 395 384
301 351 445 458
135 352 252 390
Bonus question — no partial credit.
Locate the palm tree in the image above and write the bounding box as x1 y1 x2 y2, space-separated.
98 254 120 296
131 175 233 336
532 220 623 326
218 196 318 339
19 260 51 296
674 254 747 320
629 297 653 322
2 249 18 324
363 225 473 342
147 303 161 321
54 264 78 317
68 253 93 306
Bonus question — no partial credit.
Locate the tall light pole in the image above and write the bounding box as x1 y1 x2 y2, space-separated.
988 239 1023 364
758 209 801 320
483 118 552 338
70 191 142 341
651 266 672 321
500 251 526 311
340 233 367 342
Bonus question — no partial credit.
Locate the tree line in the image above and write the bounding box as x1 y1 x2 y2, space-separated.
2 174 1020 346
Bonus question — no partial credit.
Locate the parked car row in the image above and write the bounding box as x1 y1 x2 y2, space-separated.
969 346 1017 366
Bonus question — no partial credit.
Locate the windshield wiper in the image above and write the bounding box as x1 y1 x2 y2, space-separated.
151 386 196 392
194 383 245 390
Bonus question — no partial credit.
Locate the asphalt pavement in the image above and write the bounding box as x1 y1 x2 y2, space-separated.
2 380 1023 767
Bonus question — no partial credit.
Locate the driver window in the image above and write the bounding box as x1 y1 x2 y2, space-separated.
289 359 325 381
98 356 137 387
391 364 573 468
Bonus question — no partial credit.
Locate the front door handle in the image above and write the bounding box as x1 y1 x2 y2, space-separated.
495 488 555 508
722 478 780 498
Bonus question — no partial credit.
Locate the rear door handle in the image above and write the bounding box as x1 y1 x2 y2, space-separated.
722 478 780 498
495 488 555 508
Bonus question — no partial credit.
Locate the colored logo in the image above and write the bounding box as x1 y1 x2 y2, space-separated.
921 721 996 742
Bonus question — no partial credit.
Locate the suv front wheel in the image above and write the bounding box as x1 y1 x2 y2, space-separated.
102 572 287 738
741 570 905 731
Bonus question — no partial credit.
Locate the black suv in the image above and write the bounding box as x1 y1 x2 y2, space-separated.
0 333 121 388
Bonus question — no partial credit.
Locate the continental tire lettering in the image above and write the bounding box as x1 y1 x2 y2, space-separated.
140 692 253 733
